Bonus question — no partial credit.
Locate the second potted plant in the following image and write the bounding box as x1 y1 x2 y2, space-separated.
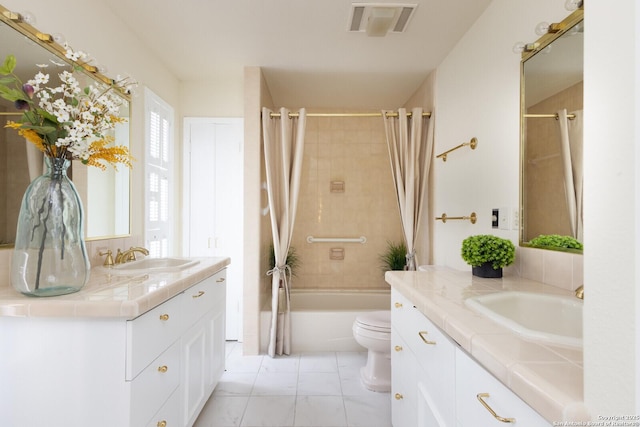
461 234 515 278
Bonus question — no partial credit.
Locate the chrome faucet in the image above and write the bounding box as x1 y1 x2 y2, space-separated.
115 247 150 264
575 285 584 300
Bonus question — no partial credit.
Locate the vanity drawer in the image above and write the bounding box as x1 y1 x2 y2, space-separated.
131 340 181 427
455 348 550 426
182 271 226 329
391 289 415 344
407 308 453 373
126 294 183 380
145 388 181 427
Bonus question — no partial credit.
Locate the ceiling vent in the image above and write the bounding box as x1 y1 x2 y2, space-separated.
348 3 417 36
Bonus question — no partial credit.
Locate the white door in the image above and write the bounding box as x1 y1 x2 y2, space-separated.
183 118 244 341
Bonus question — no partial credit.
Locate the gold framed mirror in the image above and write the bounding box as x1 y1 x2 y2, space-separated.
519 7 584 253
0 4 131 246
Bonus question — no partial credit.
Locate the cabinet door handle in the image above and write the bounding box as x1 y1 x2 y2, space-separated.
394 302 403 308
394 345 403 352
476 393 516 423
157 421 167 427
159 314 169 321
394 393 404 400
418 331 436 345
216 277 225 283
192 290 205 298
158 365 168 373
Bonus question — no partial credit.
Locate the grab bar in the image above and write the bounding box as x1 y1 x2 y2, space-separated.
306 236 367 244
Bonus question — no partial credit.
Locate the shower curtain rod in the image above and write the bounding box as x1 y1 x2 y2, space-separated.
268 111 432 118
524 113 576 119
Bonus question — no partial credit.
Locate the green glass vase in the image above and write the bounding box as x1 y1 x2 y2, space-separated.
11 157 90 297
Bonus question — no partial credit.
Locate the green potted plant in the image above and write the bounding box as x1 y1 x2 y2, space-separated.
268 244 301 277
529 234 583 251
461 234 515 278
379 240 408 272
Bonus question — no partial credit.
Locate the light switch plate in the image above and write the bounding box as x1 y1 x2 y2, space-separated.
492 209 499 228
499 207 510 230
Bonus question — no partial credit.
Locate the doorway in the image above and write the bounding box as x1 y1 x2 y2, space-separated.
183 117 244 340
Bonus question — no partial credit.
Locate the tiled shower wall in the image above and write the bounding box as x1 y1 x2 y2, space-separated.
289 112 404 291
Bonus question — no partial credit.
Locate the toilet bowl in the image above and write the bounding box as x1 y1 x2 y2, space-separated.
352 310 391 392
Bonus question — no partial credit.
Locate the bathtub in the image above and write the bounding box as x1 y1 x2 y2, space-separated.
260 289 391 353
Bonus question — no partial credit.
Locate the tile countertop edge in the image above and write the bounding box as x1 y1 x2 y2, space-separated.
0 257 230 319
385 268 588 424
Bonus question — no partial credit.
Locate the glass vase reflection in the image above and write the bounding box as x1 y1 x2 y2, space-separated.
11 157 90 297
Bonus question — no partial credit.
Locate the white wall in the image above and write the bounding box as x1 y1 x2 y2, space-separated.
433 0 567 270
181 80 244 118
433 0 639 417
583 0 638 416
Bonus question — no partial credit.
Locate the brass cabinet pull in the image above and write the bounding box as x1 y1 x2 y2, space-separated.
394 393 404 400
159 314 169 321
216 277 225 283
418 331 436 345
157 421 167 427
158 365 168 373
394 345 403 352
476 393 516 423
192 290 205 298
394 302 403 308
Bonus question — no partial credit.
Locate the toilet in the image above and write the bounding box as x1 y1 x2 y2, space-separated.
352 310 391 392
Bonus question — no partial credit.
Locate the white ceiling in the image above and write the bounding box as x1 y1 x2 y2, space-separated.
100 0 493 109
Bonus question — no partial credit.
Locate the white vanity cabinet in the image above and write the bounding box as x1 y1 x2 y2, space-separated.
390 288 551 427
455 348 550 427
0 267 227 427
181 271 227 427
391 289 456 427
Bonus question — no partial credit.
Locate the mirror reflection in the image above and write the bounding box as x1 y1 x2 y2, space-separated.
520 9 584 251
0 11 131 246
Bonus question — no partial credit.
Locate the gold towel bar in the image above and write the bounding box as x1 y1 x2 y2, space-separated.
268 111 432 119
436 137 477 162
524 113 576 120
436 212 477 224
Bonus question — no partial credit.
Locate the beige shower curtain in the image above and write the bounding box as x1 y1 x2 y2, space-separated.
557 109 583 241
382 107 434 270
262 107 306 357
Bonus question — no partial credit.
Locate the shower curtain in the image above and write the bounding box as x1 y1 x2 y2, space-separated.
557 109 583 241
382 107 434 270
262 107 306 357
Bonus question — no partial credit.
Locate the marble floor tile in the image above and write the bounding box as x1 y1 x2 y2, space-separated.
213 372 257 396
293 395 347 427
343 394 392 427
194 395 249 427
241 396 296 427
299 352 339 373
194 343 391 427
252 372 298 396
297 372 343 396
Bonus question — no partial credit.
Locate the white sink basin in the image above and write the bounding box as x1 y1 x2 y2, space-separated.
106 257 200 274
465 291 583 348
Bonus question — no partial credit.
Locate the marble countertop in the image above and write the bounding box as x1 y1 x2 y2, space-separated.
0 257 230 319
385 267 586 423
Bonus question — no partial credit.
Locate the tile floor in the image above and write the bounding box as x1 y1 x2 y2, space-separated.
194 341 392 427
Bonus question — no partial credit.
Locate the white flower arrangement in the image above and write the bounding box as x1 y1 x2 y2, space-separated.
0 44 135 170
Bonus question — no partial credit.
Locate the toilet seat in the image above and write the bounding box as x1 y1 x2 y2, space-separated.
354 311 391 333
